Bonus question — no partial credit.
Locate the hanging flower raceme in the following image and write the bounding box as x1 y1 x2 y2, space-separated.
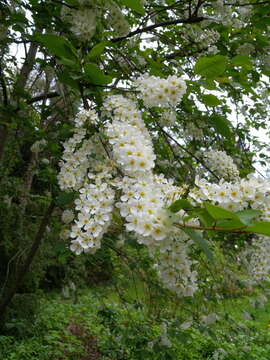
61 0 99 41
190 175 270 216
114 174 198 296
104 95 156 176
58 107 115 255
153 238 198 297
241 236 270 284
203 149 239 180
57 109 100 191
70 178 115 255
135 75 187 108
107 1 130 36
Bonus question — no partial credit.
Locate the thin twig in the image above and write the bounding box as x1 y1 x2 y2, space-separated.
153 119 220 180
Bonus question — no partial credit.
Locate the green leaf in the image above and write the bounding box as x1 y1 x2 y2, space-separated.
216 219 245 229
182 228 213 262
120 0 145 15
56 192 77 207
204 202 238 221
64 0 80 6
236 209 261 226
147 58 163 76
86 41 109 60
246 221 270 237
84 64 112 85
58 57 79 68
231 55 252 68
36 34 78 61
58 70 80 90
209 114 233 139
216 77 230 84
169 199 193 213
194 55 227 78
200 79 217 90
203 204 261 229
193 208 215 227
201 94 221 107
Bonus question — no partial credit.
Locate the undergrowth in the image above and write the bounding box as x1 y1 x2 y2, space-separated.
1 285 270 360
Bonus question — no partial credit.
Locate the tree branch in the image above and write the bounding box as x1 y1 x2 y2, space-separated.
225 0 270 5
27 91 60 104
174 221 256 234
111 16 206 42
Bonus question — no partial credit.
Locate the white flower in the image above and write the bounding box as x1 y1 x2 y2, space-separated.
61 209 74 224
70 240 83 255
31 139 47 153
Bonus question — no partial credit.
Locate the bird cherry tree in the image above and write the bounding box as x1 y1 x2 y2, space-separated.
1 0 270 323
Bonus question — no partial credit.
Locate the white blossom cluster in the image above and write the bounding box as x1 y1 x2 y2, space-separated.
204 150 239 180
135 75 187 108
30 139 47 153
74 108 99 127
160 110 177 127
61 0 98 41
181 25 220 54
70 180 115 255
57 128 91 190
116 174 182 244
71 8 97 41
183 122 205 140
241 236 270 283
107 2 130 36
57 77 201 296
115 175 198 296
190 175 270 216
104 95 156 176
236 43 255 56
58 107 115 254
102 90 198 296
57 109 101 191
211 0 252 28
62 209 75 224
154 238 198 297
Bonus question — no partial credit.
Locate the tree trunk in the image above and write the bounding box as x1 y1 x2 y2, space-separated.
0 201 55 330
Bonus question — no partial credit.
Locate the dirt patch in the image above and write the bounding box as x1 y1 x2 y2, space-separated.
68 320 101 360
